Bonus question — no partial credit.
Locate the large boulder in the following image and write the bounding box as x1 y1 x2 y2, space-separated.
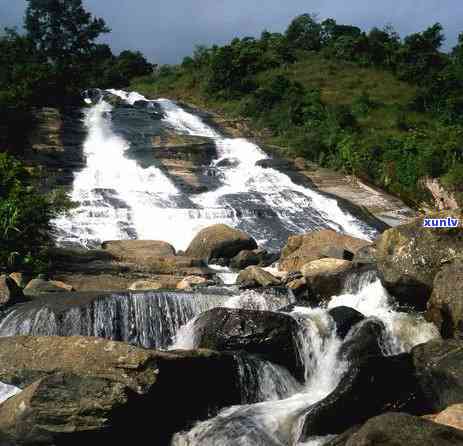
280 229 370 272
236 266 281 289
426 257 463 339
301 258 355 301
412 339 463 413
0 275 25 309
185 224 257 263
374 212 463 310
0 336 245 445
23 277 74 296
325 412 463 446
176 275 208 290
101 240 176 261
328 306 365 339
193 308 305 381
301 354 419 439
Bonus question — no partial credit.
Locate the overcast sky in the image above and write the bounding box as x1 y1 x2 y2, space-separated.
1 0 462 64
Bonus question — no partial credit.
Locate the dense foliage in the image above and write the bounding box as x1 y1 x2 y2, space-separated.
132 14 463 206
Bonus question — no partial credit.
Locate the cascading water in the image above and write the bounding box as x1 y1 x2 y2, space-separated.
54 88 377 250
170 272 439 446
0 382 21 404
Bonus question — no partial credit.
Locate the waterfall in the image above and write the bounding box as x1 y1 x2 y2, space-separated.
170 272 439 446
55 88 378 250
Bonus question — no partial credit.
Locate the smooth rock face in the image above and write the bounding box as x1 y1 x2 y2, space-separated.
0 276 25 309
236 266 281 289
426 257 463 339
23 278 74 296
374 212 463 310
326 412 463 446
101 240 176 262
412 339 463 413
301 258 355 301
185 224 258 263
279 229 370 272
193 307 305 381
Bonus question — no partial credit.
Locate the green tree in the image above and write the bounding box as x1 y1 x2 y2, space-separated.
286 14 322 51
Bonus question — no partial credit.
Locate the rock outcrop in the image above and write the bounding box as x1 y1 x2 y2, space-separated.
426 256 463 339
374 212 463 310
229 249 279 270
186 224 257 263
425 404 463 432
0 276 25 310
279 229 370 272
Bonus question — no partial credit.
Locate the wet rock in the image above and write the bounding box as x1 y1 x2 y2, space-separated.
302 354 419 438
236 266 281 289
101 240 176 261
328 306 365 339
23 278 74 296
194 307 305 381
186 224 258 263
338 318 386 363
352 244 377 266
0 275 25 309
412 339 463 413
230 249 279 270
176 275 208 290
280 229 370 272
374 212 463 310
301 258 355 301
325 412 463 446
426 257 463 339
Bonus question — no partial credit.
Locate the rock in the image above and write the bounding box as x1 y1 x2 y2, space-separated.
328 306 365 339
426 257 463 339
412 339 463 413
0 275 25 309
301 258 355 301
176 275 208 290
280 229 370 272
185 224 257 263
230 249 279 270
8 272 31 289
428 404 463 431
101 240 176 261
0 372 131 445
301 354 419 438
0 336 245 444
325 412 463 446
374 212 463 310
128 280 165 290
193 307 305 381
23 278 74 296
338 318 386 363
236 266 281 289
424 177 461 211
352 244 377 266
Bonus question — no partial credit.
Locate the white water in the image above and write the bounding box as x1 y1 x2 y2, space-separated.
0 382 21 404
171 272 440 446
55 89 376 250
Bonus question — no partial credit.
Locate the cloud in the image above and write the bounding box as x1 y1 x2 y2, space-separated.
1 0 462 63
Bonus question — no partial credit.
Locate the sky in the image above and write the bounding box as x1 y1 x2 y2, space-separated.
1 0 462 64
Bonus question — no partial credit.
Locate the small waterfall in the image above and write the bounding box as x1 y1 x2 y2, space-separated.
171 271 439 446
0 382 21 404
0 291 234 350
